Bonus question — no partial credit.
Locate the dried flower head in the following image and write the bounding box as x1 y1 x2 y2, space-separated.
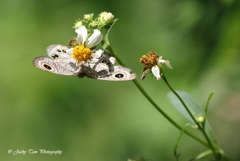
140 52 172 80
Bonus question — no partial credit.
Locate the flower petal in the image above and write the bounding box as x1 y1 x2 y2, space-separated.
92 49 103 58
165 60 173 69
66 48 73 54
158 58 173 69
141 68 150 80
75 26 88 45
86 29 102 48
158 59 166 63
152 65 161 80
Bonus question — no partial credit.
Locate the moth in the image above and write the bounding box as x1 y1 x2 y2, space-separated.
33 44 136 81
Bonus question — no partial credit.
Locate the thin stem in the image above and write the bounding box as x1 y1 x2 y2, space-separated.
162 76 200 127
106 45 209 148
162 75 222 159
201 130 221 159
133 79 209 147
106 45 127 67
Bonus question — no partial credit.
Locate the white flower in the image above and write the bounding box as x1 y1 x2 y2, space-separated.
67 26 102 63
75 26 102 48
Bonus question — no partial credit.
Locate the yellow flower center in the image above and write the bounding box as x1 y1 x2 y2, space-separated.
71 45 92 63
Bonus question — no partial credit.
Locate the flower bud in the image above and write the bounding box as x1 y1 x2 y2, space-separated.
73 20 83 29
99 11 114 23
84 13 93 20
196 115 205 123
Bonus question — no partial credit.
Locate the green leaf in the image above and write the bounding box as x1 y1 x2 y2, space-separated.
204 91 215 124
189 150 213 161
168 90 204 123
168 90 223 159
204 121 223 158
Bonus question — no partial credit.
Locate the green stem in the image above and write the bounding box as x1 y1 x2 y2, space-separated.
201 130 222 159
106 45 209 148
162 75 223 159
162 76 200 126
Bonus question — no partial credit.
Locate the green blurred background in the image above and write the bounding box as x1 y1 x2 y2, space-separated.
1 0 240 160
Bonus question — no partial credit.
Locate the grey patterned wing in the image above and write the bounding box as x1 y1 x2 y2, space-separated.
33 56 80 76
80 65 136 81
46 44 70 59
96 65 137 81
79 49 137 81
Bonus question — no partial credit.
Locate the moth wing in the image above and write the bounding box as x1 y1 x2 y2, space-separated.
46 44 70 59
100 50 116 64
96 65 137 81
89 50 115 72
33 56 80 76
86 50 136 81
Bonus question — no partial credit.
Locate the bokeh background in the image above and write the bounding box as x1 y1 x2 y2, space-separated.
1 0 240 160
